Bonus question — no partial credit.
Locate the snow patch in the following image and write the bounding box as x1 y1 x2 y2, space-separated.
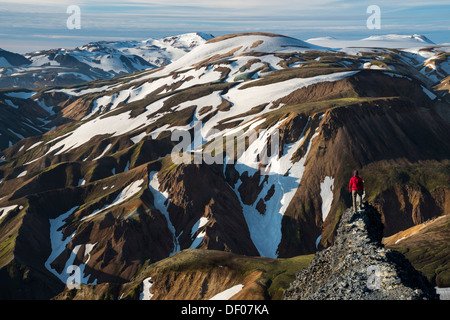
26 141 43 151
190 217 209 249
45 207 78 283
4 99 19 109
140 277 154 300
93 143 112 160
209 284 244 300
421 85 437 100
4 91 35 99
149 171 180 255
315 235 322 249
320 176 334 221
16 170 27 178
45 96 170 155
81 179 144 221
0 205 19 221
233 117 319 258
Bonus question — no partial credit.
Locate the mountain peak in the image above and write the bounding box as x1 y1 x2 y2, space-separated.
307 33 437 49
156 32 325 75
157 32 215 50
362 33 435 45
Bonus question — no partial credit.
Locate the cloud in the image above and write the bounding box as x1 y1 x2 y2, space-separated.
0 0 448 52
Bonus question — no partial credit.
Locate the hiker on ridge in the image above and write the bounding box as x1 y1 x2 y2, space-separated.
349 170 364 213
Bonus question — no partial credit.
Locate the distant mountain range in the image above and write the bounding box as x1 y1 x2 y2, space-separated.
0 32 448 300
0 33 445 90
306 33 436 49
0 32 214 89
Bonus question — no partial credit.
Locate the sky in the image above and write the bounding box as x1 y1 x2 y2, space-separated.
0 0 449 53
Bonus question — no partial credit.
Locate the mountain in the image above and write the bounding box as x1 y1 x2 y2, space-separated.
0 87 77 150
53 249 314 300
0 32 448 300
306 34 436 49
0 49 31 67
0 33 213 89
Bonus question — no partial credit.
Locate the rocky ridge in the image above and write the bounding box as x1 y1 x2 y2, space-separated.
284 204 438 300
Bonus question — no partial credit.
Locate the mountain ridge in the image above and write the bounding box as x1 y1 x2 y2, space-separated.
284 204 438 300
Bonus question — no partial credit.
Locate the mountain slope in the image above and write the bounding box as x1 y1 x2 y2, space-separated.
0 89 55 150
383 214 450 287
0 32 448 299
53 249 314 300
0 49 31 67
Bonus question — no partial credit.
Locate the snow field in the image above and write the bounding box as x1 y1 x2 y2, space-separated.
190 217 209 249
0 205 18 221
138 277 243 300
81 179 145 221
148 171 180 255
320 176 335 221
209 284 244 300
45 179 145 285
140 277 154 300
232 118 320 258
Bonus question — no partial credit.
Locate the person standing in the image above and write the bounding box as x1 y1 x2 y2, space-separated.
349 170 364 213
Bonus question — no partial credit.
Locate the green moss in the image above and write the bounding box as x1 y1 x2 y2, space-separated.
129 141 144 169
234 71 258 82
395 245 450 287
159 105 196 127
139 249 313 300
259 254 314 300
0 205 26 268
0 233 17 267
321 202 346 245
363 162 450 202
83 163 99 184
366 60 389 69
240 67 351 90
303 62 342 68
262 97 376 127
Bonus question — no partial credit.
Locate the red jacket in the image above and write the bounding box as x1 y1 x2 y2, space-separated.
349 175 364 192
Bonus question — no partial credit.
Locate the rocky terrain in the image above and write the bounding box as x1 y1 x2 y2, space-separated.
284 204 438 300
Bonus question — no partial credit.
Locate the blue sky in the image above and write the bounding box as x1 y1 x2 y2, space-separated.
1 0 449 53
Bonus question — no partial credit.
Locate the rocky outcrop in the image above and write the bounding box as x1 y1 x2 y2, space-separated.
383 214 450 288
284 204 438 300
373 185 449 237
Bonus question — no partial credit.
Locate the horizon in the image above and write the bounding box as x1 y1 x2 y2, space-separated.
0 0 449 54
